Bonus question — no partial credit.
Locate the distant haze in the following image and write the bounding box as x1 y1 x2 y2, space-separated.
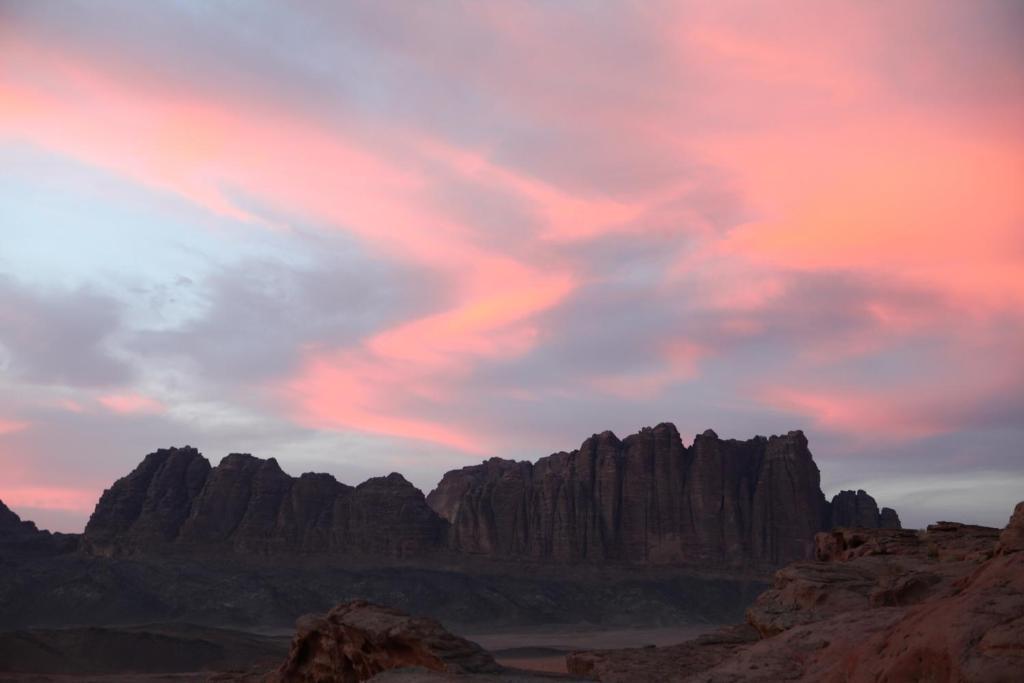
1 1 1022 533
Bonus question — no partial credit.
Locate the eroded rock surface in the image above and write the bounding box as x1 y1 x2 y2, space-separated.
569 501 1024 682
273 600 501 682
566 624 758 683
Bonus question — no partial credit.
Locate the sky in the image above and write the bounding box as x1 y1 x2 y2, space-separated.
1 1 1022 533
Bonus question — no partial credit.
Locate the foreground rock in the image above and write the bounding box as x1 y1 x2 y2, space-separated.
0 623 286 676
568 500 1024 682
272 600 502 682
567 624 758 682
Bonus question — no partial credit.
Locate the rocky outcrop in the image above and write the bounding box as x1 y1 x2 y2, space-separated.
83 446 211 555
567 624 758 682
427 425 894 567
0 499 77 557
997 500 1024 554
0 498 39 539
273 600 501 682
569 501 1024 682
82 448 445 558
828 488 901 529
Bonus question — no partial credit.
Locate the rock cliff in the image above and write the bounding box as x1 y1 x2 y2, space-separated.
82 447 444 558
82 426 897 568
427 425 896 567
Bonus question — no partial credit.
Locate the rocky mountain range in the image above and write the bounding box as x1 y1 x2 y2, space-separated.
75 424 897 569
81 448 444 558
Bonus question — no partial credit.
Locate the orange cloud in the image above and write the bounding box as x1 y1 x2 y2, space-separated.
284 267 574 452
712 120 1024 309
282 351 484 454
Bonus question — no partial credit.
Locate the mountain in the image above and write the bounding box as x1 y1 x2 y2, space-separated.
82 447 444 558
0 498 77 557
427 425 896 567
79 426 898 569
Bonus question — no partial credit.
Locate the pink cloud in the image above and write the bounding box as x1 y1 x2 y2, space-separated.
3 3 1021 463
97 394 165 415
0 486 97 514
762 387 945 441
710 121 1024 311
2 35 603 450
56 399 86 414
0 419 30 435
283 267 575 452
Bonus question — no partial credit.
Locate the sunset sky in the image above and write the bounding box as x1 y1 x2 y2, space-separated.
1 1 1022 532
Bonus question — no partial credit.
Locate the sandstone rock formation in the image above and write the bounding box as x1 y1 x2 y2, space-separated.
568 500 1024 682
427 425 896 568
567 623 759 682
997 500 1024 554
82 447 444 558
273 600 501 682
82 427 897 568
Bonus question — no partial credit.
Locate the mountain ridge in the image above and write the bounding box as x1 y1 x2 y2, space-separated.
69 424 898 569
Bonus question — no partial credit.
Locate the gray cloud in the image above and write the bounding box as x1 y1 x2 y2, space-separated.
131 233 446 383
0 275 133 387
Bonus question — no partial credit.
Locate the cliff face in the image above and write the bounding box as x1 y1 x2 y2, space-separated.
427 425 886 567
82 447 444 558
82 426 898 567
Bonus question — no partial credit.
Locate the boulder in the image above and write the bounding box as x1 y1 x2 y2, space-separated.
273 600 500 682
